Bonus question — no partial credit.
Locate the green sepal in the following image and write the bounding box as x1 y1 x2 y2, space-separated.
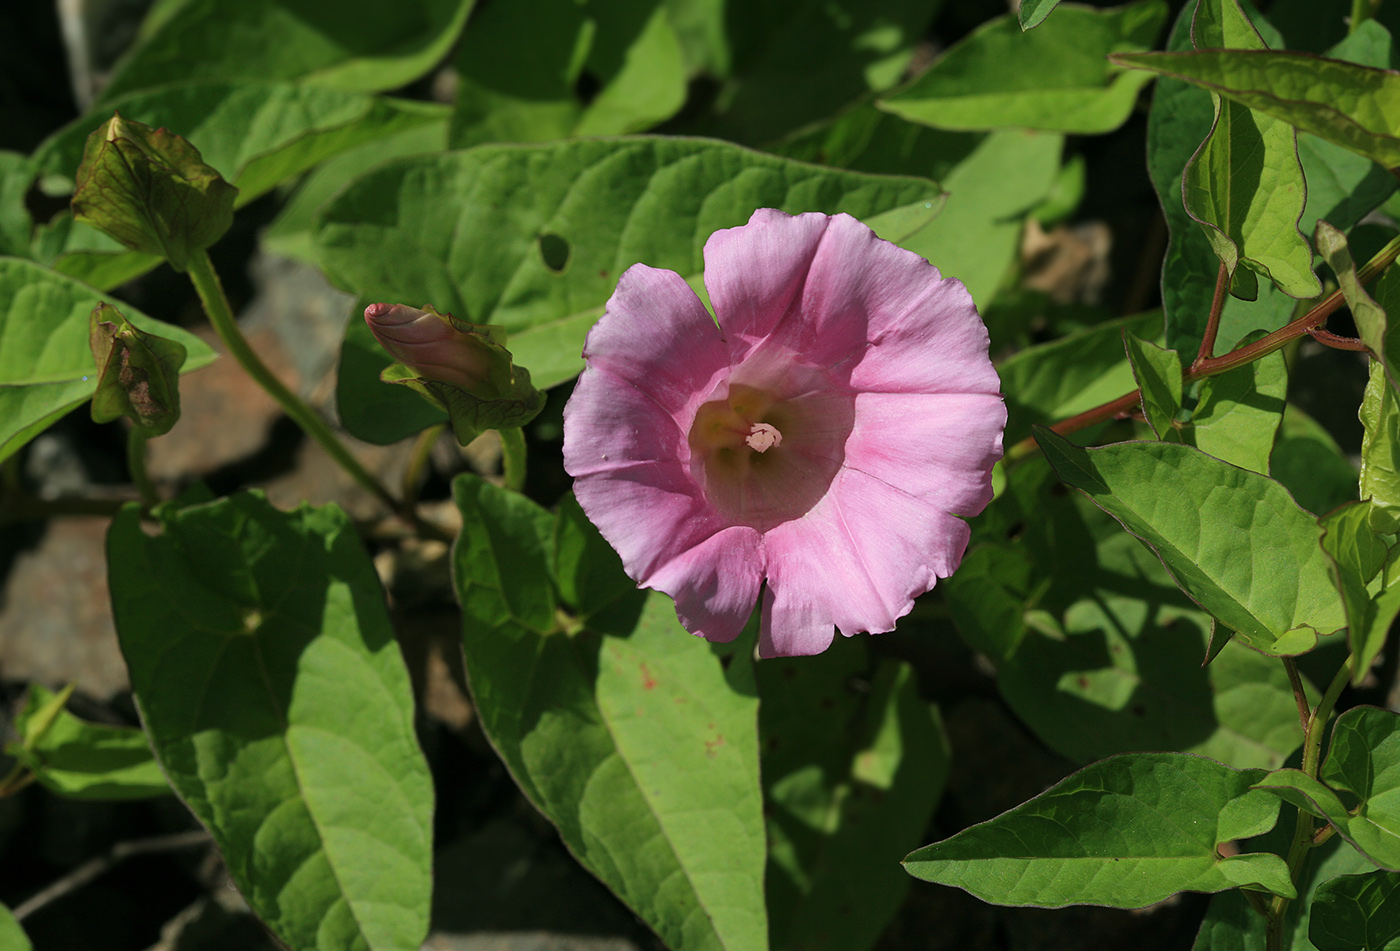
70 113 237 272
88 301 187 435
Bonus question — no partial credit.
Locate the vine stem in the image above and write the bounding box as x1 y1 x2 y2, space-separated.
1195 261 1230 366
185 251 401 515
402 424 445 509
126 427 158 508
1006 234 1400 460
499 427 528 493
1264 657 1352 951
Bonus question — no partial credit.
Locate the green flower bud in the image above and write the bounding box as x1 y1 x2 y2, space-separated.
71 113 237 272
89 302 187 435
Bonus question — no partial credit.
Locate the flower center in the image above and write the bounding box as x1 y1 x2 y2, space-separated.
745 422 782 452
686 379 851 531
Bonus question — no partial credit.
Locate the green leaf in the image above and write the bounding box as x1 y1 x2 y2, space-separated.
1320 502 1400 683
0 151 32 257
1123 330 1183 440
1035 429 1347 655
940 541 1038 664
450 0 687 147
976 465 1309 770
314 137 945 389
97 0 474 105
1146 1 1302 359
1019 0 1064 30
1181 0 1320 301
1255 763 1400 873
107 492 434 951
1187 332 1287 473
1361 360 1400 533
680 0 943 145
335 303 447 445
551 492 646 631
452 474 768 951
878 0 1169 134
0 904 30 951
762 647 948 951
999 311 1163 445
1311 868 1400 951
34 83 449 210
897 129 1063 308
770 116 1058 309
1297 23 1399 236
904 752 1289 907
1320 706 1400 870
1195 831 1377 950
71 115 237 272
30 83 448 289
6 683 169 799
1272 404 1360 516
1318 220 1389 362
998 565 1308 770
262 120 449 264
0 258 216 463
1111 47 1400 173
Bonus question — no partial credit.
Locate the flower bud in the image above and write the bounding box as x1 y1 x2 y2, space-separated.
364 303 545 444
71 113 237 272
364 303 496 394
89 302 187 435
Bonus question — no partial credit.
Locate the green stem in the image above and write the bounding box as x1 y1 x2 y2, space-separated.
403 424 445 509
185 251 401 515
126 427 159 508
1265 657 1352 950
499 427 528 493
1351 0 1379 32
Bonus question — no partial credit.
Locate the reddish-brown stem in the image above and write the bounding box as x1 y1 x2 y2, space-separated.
1005 234 1400 461
1193 261 1230 369
1307 327 1370 351
1005 285 1348 461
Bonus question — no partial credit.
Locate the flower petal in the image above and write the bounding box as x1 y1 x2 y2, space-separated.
564 366 690 478
796 214 1000 395
584 263 730 420
845 391 1005 516
759 584 836 658
647 527 765 643
702 210 831 358
759 465 974 655
571 459 730 587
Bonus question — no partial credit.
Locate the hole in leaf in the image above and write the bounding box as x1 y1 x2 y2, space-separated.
539 233 570 272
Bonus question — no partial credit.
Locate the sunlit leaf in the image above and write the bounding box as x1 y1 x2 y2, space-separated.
1036 429 1346 655
452 475 768 951
905 752 1290 907
1182 0 1320 300
108 493 434 951
314 137 944 389
879 0 1168 134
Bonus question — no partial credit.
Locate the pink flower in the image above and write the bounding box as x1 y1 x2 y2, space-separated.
562 209 1006 658
364 303 494 394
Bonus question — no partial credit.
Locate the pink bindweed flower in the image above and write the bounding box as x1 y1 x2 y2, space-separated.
364 303 495 394
562 209 1006 657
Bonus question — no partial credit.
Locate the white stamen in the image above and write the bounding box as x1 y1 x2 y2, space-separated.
745 422 782 452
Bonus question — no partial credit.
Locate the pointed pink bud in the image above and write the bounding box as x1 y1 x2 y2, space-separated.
364 303 495 395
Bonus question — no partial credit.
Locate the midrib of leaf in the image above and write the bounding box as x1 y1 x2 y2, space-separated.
592 646 734 951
